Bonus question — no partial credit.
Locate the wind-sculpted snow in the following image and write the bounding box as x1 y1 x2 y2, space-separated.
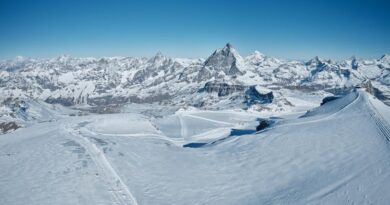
1 90 390 204
300 90 359 118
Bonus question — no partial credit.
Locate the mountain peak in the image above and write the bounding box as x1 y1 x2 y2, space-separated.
306 56 322 66
220 43 236 54
245 51 281 67
202 43 244 76
149 51 167 64
379 54 390 62
155 51 164 57
249 51 266 59
245 51 265 62
253 50 264 56
225 43 233 49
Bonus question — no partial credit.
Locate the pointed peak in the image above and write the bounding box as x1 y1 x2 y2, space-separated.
208 43 242 59
154 51 164 58
379 54 390 61
308 56 321 63
149 51 167 64
221 43 235 53
306 56 323 66
225 43 233 49
312 56 320 61
203 43 244 75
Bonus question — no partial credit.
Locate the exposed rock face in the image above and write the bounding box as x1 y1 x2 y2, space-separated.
87 96 129 106
0 122 20 134
199 82 246 97
202 43 244 76
256 120 270 131
363 80 390 105
320 96 341 106
351 57 359 70
245 86 274 105
45 97 75 106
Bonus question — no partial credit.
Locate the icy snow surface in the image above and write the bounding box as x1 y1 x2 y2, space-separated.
1 90 390 204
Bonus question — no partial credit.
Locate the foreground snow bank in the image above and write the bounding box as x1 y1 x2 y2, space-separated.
1 90 390 205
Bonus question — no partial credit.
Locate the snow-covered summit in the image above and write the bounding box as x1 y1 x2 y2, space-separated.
245 50 281 67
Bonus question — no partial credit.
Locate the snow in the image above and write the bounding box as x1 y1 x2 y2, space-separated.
58 72 75 83
1 90 390 204
1 43 390 204
254 85 272 94
86 114 159 135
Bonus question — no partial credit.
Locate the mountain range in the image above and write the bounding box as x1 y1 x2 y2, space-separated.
0 43 389 112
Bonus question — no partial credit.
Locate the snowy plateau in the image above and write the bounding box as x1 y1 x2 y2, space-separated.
1 44 390 204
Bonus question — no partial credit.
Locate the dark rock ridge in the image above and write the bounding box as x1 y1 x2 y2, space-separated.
0 122 20 134
199 81 274 107
245 86 274 105
199 81 246 97
363 80 390 105
256 120 270 131
320 96 341 106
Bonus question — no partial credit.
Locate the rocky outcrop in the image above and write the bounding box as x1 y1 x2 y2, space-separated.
45 97 76 106
0 122 20 134
256 120 270 131
320 96 341 106
363 80 390 105
199 82 246 97
245 86 274 105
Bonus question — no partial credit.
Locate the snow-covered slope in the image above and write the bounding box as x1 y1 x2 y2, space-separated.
1 90 389 204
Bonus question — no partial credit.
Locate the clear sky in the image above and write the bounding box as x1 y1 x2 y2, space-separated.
0 0 389 60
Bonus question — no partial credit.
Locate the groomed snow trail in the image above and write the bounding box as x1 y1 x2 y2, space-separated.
365 95 390 142
65 126 139 205
178 114 187 139
184 114 234 125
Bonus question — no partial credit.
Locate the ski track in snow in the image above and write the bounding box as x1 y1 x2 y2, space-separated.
183 114 234 125
83 128 183 147
178 114 187 139
366 96 390 143
65 126 139 205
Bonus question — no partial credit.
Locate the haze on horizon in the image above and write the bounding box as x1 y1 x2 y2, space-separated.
0 0 389 60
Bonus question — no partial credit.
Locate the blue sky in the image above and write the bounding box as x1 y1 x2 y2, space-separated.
0 0 389 60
